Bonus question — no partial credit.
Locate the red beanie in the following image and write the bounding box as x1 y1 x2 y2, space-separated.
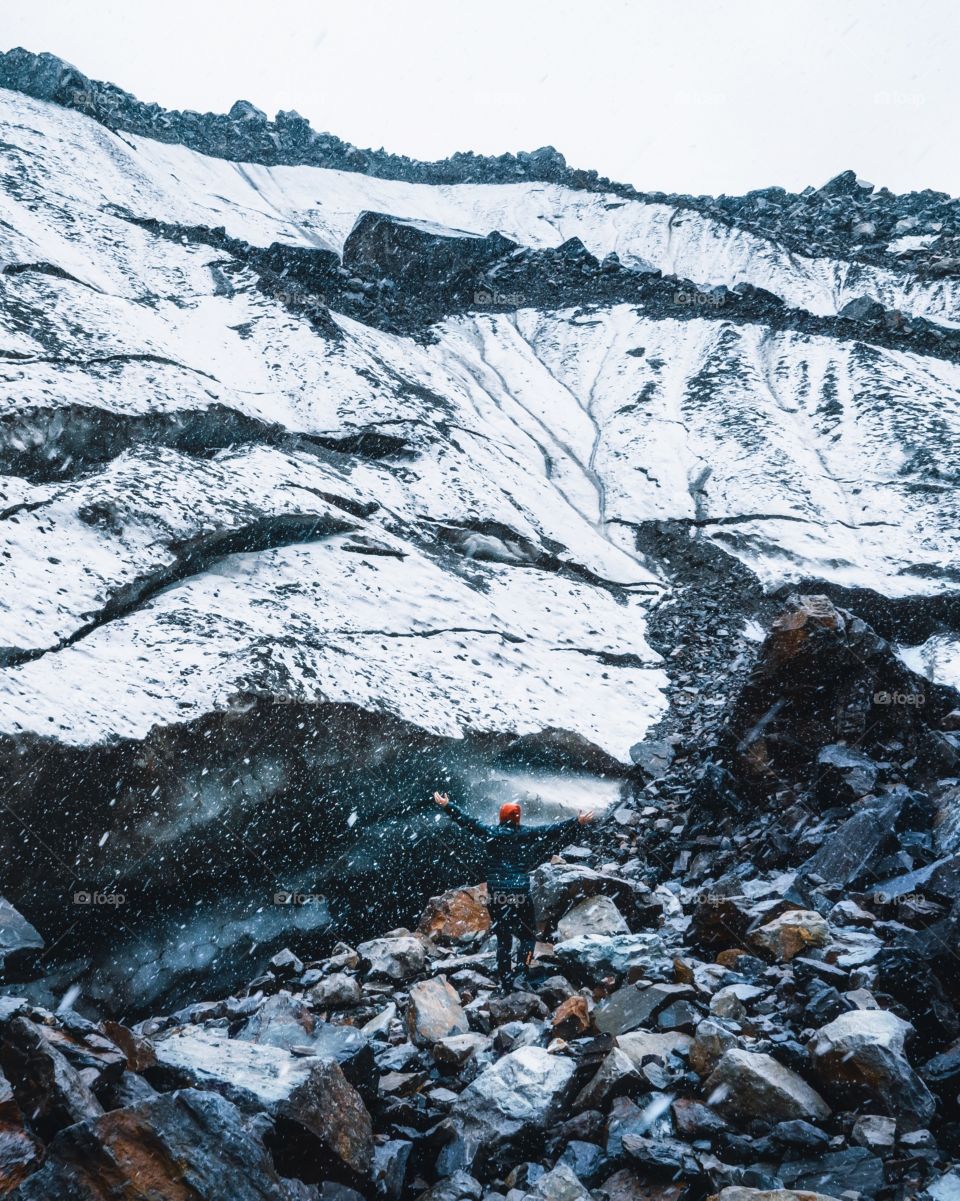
499 802 521 826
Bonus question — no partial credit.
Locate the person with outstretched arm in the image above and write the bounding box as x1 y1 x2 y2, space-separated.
433 791 594 988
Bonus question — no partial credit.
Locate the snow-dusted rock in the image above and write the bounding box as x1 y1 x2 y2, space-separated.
555 894 629 940
552 932 669 982
358 935 427 983
437 1045 576 1174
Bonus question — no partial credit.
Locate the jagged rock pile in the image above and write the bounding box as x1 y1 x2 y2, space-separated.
700 170 960 276
121 209 960 358
2 595 960 1199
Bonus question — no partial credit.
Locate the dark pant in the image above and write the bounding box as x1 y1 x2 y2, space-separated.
488 889 537 983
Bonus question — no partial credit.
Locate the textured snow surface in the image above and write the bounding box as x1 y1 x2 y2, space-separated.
899 637 960 693
2 86 959 323
2 87 959 761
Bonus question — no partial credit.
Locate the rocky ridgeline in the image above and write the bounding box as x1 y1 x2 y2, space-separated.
2 597 960 1200
1 48 957 279
120 208 960 360
683 170 960 277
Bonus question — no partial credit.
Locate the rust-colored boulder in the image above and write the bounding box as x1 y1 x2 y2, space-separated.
101 1022 157 1073
0 1017 103 1141
406 976 469 1045
552 995 593 1040
418 885 490 943
8 1087 308 1199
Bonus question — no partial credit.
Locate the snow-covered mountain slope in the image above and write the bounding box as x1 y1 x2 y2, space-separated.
2 77 960 765
2 84 959 325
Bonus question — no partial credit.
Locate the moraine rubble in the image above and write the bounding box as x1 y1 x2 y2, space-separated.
2 596 960 1199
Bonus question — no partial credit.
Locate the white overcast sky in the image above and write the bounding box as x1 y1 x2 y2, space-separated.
2 0 957 196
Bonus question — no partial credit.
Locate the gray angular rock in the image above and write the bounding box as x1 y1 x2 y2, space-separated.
751 910 829 961
552 933 668 983
274 1058 373 1183
522 1162 592 1199
705 1048 831 1122
556 895 629 940
616 1029 692 1068
529 865 646 929
357 935 427 982
438 1046 576 1175
807 1009 935 1123
572 1047 640 1111
0 1016 103 1140
0 900 44 978
308 973 362 1009
432 1032 491 1069
851 1113 896 1150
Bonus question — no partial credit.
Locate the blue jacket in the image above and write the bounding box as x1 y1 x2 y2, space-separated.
443 801 580 892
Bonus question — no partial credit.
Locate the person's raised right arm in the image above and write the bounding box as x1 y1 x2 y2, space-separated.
433 791 492 838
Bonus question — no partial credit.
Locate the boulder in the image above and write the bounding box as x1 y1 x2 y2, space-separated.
553 933 668 983
712 1192 842 1201
308 973 362 1009
0 1016 104 1140
414 1171 483 1200
530 865 647 929
689 1019 738 1077
437 1046 576 1174
10 1087 307 1200
371 1138 412 1200
100 1021 157 1072
814 744 879 802
807 1009 936 1123
152 1023 375 1108
0 900 44 978
357 935 427 982
628 739 675 778
487 992 548 1027
851 1113 896 1150
616 1030 692 1068
556 895 629 941
551 995 593 1039
432 1032 491 1070
798 792 903 888
777 1147 884 1199
751 910 829 961
523 1162 593 1199
573 1048 640 1111
406 977 469 1045
418 885 490 944
235 997 376 1094
595 983 694 1035
705 1049 831 1122
840 295 886 323
274 1058 373 1183
0 1066 42 1193
343 212 516 296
